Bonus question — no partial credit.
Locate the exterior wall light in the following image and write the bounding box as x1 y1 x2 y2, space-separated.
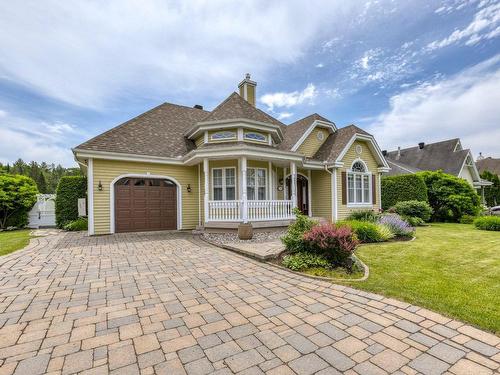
187 184 192 193
98 181 103 191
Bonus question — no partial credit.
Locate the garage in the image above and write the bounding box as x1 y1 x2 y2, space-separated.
114 177 177 233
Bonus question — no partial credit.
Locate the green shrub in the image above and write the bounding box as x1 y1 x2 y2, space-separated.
459 215 476 224
281 208 317 253
340 220 384 243
480 170 500 207
64 217 88 231
417 171 481 222
473 216 500 231
55 176 87 228
392 200 433 222
381 174 428 210
403 216 425 227
282 252 330 271
0 174 38 229
346 209 379 222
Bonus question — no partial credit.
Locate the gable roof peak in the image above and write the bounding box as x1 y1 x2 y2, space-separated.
199 92 284 128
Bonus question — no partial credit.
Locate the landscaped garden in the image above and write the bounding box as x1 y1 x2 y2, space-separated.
276 170 500 334
349 223 500 334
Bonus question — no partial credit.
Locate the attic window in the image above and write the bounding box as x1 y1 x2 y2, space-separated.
351 161 366 173
211 131 236 141
244 132 267 142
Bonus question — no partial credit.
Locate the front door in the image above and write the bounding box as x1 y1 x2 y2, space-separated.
287 175 309 215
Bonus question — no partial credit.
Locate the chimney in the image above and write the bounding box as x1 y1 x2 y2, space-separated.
238 73 257 106
193 104 203 110
418 142 425 149
396 146 401 160
382 150 387 156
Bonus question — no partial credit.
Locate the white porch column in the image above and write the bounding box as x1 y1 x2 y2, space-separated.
307 169 312 217
203 158 209 223
241 156 248 223
290 162 297 209
268 161 273 200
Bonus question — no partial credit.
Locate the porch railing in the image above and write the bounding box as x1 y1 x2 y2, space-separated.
248 200 293 221
207 200 294 222
207 200 242 221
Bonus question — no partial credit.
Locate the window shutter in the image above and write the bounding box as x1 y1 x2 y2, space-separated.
341 171 347 205
372 174 377 205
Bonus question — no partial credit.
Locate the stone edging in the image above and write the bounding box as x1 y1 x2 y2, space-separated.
199 234 370 282
265 254 370 282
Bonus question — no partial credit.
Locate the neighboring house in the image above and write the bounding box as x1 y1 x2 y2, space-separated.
384 138 492 198
73 75 389 235
476 155 500 177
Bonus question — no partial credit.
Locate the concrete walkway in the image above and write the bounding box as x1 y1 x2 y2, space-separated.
0 231 498 375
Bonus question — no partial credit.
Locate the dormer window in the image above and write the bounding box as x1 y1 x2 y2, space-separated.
244 132 267 142
211 131 236 141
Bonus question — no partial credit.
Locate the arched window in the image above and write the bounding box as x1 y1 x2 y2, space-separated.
347 160 371 205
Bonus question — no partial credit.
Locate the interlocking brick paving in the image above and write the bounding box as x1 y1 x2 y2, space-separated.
0 231 498 374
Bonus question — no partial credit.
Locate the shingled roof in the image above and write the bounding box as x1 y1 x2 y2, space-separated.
476 157 500 176
385 139 468 176
279 113 334 150
312 125 370 163
75 103 208 158
75 91 374 163
198 92 285 129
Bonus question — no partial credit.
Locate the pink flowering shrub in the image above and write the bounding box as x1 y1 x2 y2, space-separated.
303 223 359 266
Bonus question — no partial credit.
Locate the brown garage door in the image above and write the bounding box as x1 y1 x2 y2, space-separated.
115 177 177 233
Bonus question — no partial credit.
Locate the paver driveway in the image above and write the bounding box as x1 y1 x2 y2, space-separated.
0 232 499 375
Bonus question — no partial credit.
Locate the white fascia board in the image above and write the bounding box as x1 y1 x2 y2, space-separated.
458 150 481 182
184 146 303 165
290 120 337 152
335 133 390 169
73 149 184 165
378 167 391 173
186 119 283 141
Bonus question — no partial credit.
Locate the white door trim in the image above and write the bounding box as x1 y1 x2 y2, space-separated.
109 173 183 233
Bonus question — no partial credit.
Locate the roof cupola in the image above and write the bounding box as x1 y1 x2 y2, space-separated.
238 73 257 106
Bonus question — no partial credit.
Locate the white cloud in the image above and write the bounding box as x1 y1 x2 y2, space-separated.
0 112 87 166
358 49 381 70
277 112 293 120
260 83 318 111
315 63 324 68
427 2 500 50
0 1 357 109
368 54 500 157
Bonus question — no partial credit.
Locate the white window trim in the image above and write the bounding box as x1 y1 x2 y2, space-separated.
244 131 267 142
347 159 372 207
210 131 236 141
247 167 267 200
211 167 237 200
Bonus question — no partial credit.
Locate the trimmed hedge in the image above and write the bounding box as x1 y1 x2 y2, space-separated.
55 176 87 228
381 174 428 210
392 200 433 222
473 216 500 231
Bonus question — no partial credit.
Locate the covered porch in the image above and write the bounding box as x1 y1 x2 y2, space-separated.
201 156 308 227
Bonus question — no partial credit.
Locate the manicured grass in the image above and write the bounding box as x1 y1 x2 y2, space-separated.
347 223 500 334
0 230 32 256
304 266 364 280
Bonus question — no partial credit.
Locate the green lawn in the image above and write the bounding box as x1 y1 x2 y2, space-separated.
0 230 32 256
347 223 500 334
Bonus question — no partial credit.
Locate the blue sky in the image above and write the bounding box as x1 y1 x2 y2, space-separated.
0 0 499 167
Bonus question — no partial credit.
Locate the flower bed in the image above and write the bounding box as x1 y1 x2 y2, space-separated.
276 209 415 279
